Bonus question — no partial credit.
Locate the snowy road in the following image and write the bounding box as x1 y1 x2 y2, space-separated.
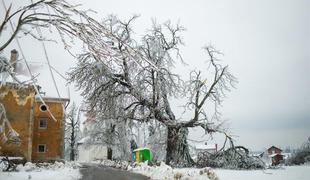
79 164 149 180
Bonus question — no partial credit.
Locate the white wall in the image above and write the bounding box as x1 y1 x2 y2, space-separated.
77 144 108 162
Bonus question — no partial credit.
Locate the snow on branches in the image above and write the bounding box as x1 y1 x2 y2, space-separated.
68 14 237 167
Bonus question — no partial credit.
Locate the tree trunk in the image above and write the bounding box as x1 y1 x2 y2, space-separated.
108 147 113 160
70 147 75 161
166 126 194 167
70 128 75 161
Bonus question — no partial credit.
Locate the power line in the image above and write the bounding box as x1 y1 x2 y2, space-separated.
50 65 67 81
30 0 61 99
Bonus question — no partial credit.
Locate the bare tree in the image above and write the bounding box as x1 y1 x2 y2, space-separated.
1 0 158 67
69 15 237 167
65 103 80 161
83 98 133 161
2 0 237 167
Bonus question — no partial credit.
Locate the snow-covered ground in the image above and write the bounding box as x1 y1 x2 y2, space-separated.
215 165 310 180
1 160 309 180
128 162 218 180
0 162 81 180
129 161 310 180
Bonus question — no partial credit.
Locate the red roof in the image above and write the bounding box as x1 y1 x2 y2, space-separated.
267 146 282 152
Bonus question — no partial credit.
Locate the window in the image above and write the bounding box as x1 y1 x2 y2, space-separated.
38 144 46 153
39 118 48 129
40 104 47 112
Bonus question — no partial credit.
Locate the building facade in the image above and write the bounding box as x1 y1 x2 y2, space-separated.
0 82 68 161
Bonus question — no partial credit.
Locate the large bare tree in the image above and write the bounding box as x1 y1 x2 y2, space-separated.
69 15 237 167
1 0 236 167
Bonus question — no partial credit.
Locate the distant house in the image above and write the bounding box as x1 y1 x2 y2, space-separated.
76 137 109 162
267 146 284 166
195 143 218 154
267 146 282 155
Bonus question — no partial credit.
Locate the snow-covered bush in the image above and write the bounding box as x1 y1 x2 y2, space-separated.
286 139 310 165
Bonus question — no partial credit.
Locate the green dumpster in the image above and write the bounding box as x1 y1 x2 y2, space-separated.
132 148 152 162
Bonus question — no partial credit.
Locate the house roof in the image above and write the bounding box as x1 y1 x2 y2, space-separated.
1 75 69 103
267 146 282 152
35 96 70 103
0 81 36 91
269 153 284 158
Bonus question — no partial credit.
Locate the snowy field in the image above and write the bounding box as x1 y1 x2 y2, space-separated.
130 162 310 180
0 162 81 180
215 165 310 180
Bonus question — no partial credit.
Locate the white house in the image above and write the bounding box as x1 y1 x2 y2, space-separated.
77 137 108 162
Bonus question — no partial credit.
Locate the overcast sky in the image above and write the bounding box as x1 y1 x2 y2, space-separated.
1 0 309 151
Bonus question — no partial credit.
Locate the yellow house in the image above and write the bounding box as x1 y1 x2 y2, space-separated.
0 82 69 161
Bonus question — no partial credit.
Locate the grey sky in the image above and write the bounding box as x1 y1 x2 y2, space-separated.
1 0 309 151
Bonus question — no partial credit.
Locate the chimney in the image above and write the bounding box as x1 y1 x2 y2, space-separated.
10 49 18 72
215 143 218 152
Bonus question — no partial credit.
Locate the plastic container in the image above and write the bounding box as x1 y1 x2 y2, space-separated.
132 147 152 162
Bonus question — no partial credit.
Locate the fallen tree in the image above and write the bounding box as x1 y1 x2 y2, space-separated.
196 135 265 169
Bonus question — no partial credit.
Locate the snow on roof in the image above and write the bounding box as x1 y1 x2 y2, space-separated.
269 153 284 158
268 146 282 151
35 96 70 102
0 79 35 89
195 144 217 150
